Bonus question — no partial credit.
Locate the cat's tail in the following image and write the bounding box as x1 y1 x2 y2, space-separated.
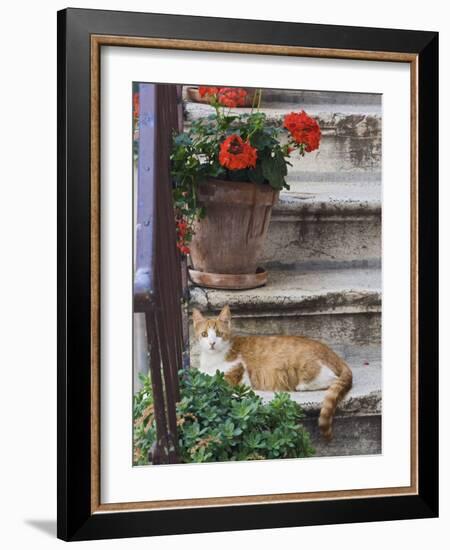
318 358 353 440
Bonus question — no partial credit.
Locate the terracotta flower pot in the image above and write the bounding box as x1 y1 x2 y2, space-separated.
186 87 257 107
189 179 279 290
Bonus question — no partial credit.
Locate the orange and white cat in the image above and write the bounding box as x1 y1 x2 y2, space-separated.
192 305 353 440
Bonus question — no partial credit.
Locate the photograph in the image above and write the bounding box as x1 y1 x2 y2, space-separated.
132 82 382 466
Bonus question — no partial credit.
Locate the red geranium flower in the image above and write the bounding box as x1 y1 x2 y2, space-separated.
175 218 190 255
183 246 190 255
177 243 190 255
176 219 188 236
219 135 257 170
133 92 139 120
283 111 321 152
199 86 219 98
217 87 248 108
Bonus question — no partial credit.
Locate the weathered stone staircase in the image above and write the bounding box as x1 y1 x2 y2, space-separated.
185 88 382 457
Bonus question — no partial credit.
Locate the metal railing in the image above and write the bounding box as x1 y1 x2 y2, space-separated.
134 83 185 464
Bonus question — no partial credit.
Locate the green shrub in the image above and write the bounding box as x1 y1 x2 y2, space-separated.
133 368 315 465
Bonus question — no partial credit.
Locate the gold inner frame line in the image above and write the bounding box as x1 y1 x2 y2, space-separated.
90 34 419 514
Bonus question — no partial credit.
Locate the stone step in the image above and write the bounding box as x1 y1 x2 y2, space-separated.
259 89 381 109
256 345 381 416
303 414 381 457
189 266 381 347
257 344 381 457
184 101 381 137
285 137 381 179
184 102 381 175
263 181 381 268
183 87 381 109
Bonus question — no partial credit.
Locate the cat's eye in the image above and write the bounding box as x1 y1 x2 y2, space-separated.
201 331 207 337
216 330 221 337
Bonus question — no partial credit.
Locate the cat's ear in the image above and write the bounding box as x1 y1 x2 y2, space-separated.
192 308 205 327
218 304 231 325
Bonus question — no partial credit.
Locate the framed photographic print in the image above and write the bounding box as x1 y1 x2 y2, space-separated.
57 8 438 541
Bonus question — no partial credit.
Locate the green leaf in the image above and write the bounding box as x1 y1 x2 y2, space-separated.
250 130 273 149
173 133 192 147
133 365 314 465
247 163 265 185
259 148 289 190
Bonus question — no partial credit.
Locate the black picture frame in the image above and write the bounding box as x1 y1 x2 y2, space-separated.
57 7 438 541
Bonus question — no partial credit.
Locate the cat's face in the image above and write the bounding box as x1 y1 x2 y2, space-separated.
192 305 231 354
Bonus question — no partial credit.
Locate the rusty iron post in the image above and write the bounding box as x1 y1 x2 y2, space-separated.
134 83 185 464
